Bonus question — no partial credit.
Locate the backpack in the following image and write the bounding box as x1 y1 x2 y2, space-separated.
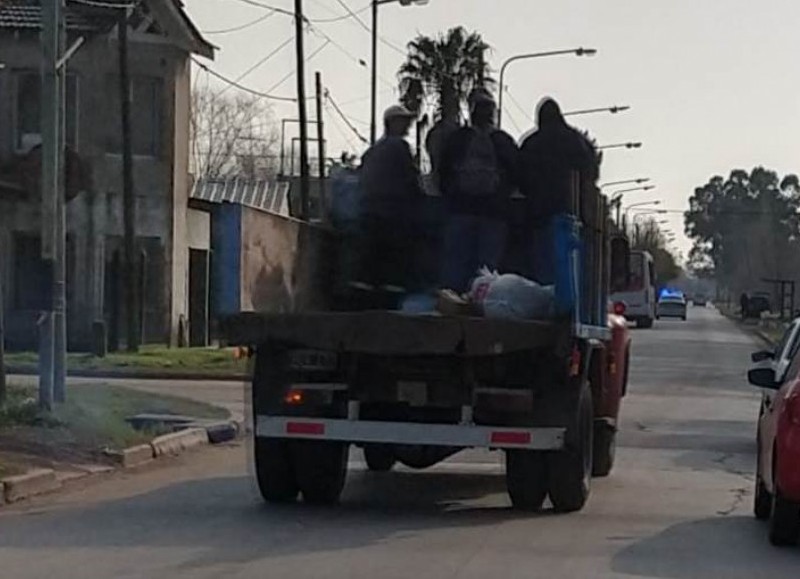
455 129 501 197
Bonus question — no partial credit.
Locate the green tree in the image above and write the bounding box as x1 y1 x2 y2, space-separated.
684 167 800 293
629 218 682 284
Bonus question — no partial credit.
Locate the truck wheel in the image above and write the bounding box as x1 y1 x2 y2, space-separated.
506 450 549 511
293 440 348 505
591 423 616 478
637 317 654 329
364 444 396 472
547 381 593 512
769 489 800 546
254 437 299 503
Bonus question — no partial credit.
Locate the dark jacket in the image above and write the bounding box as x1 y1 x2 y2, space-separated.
519 99 595 224
360 135 424 219
439 126 519 219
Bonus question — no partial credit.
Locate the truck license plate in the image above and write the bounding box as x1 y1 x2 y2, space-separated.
397 381 427 406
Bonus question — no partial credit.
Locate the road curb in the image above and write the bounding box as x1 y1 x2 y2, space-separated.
2 468 61 503
4 366 248 383
150 427 209 457
105 444 156 468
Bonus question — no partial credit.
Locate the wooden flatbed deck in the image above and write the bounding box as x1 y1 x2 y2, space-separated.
222 311 571 356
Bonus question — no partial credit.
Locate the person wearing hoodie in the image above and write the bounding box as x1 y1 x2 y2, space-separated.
518 97 596 283
438 88 519 293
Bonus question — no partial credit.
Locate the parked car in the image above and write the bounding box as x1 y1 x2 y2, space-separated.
656 293 687 321
693 293 708 307
748 318 800 545
744 293 772 319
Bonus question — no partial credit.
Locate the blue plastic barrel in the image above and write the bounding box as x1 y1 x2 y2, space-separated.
551 214 583 318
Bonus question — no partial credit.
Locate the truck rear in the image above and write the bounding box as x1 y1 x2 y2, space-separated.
223 185 633 512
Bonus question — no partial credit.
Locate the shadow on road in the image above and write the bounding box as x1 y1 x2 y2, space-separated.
611 515 800 579
0 470 541 568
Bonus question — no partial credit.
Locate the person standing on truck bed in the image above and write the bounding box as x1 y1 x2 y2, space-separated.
439 88 519 293
518 97 595 284
357 104 426 296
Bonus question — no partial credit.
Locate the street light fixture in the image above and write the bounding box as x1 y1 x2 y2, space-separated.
563 105 630 117
609 185 655 224
497 47 597 129
598 142 642 151
600 178 650 189
370 0 429 144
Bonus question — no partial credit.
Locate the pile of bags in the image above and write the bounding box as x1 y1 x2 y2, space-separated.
400 267 556 321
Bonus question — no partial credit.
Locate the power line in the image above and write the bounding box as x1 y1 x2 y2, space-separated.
309 2 370 23
326 90 369 144
265 39 330 94
230 0 296 18
202 11 276 34
326 103 359 152
506 88 533 124
219 35 294 95
192 57 297 102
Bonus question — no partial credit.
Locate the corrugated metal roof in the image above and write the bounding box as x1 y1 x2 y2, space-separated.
0 0 118 32
191 176 291 217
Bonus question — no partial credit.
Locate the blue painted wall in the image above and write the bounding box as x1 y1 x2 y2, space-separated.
211 203 242 317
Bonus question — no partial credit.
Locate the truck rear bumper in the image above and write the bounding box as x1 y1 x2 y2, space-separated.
256 415 566 450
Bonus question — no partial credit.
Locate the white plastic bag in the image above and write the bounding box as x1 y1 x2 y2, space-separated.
470 268 555 320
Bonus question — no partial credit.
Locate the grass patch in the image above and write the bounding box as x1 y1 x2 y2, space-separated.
5 346 248 376
0 383 229 472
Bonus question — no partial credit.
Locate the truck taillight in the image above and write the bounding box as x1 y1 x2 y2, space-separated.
569 348 581 377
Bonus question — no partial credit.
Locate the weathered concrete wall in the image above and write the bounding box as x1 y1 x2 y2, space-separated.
239 207 334 314
0 31 196 349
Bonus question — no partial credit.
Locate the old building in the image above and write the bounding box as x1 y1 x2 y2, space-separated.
0 0 214 349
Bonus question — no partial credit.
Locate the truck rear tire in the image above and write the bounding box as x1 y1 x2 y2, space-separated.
592 423 616 478
506 450 548 511
638 317 654 328
254 437 299 503
364 444 396 472
769 489 800 546
293 440 348 505
547 381 593 512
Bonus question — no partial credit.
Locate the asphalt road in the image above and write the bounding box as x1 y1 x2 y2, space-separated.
2 307 800 578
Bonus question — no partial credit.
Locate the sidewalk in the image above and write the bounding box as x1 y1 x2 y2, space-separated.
7 375 249 425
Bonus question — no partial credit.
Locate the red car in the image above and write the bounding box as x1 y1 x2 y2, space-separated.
749 318 800 546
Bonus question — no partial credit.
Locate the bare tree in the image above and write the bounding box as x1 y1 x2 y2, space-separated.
190 79 280 180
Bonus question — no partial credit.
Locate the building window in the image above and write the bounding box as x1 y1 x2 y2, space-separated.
107 76 164 157
14 72 79 152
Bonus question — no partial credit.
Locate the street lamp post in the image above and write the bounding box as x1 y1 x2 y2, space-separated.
622 200 661 230
600 178 650 189
563 105 630 117
497 47 596 129
610 185 655 225
598 142 642 151
370 0 429 144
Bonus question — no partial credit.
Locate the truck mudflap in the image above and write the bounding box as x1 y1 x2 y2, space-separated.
255 415 566 450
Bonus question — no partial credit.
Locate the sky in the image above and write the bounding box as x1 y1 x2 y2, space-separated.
186 0 800 257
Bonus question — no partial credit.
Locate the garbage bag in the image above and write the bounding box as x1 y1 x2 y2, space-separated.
470 267 555 320
400 292 439 314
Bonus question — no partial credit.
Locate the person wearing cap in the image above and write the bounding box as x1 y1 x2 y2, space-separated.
438 88 519 293
355 104 426 295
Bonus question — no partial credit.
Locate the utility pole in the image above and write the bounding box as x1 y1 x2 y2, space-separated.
39 0 61 411
369 0 378 145
315 71 326 221
294 0 311 220
0 270 6 406
53 0 67 403
118 9 139 352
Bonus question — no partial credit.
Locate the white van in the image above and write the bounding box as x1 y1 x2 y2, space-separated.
610 250 657 328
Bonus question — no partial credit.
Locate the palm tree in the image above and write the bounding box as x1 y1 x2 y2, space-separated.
398 26 493 124
398 27 493 176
